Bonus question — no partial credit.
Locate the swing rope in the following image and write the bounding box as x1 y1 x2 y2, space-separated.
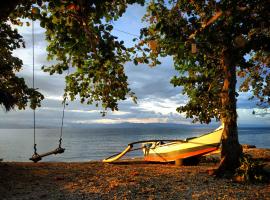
32 19 37 155
59 99 65 148
59 67 69 148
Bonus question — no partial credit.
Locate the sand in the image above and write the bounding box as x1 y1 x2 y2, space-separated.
0 148 269 200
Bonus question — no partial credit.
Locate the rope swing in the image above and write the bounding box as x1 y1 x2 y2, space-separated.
29 20 65 163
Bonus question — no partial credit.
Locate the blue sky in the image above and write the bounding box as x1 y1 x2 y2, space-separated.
1 4 269 128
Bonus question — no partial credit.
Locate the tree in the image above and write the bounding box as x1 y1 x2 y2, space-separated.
0 1 44 111
137 0 269 174
1 0 144 112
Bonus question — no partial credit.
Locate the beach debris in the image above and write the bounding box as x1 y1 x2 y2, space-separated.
242 144 256 149
54 176 65 181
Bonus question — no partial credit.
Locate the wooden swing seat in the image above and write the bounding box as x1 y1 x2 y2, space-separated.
29 147 65 163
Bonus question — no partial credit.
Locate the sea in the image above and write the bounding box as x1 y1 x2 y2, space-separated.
0 124 269 162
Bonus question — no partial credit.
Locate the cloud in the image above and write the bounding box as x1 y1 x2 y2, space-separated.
111 4 147 47
76 118 168 124
237 108 270 126
236 92 258 109
75 117 190 125
135 95 186 115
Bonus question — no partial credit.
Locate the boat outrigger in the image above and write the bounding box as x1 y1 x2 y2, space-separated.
103 125 223 163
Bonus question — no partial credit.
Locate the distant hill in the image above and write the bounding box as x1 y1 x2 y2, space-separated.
1 121 269 129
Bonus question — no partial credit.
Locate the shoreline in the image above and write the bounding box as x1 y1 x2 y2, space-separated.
1 148 269 200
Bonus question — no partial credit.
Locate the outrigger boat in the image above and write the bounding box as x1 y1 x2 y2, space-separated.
103 125 223 163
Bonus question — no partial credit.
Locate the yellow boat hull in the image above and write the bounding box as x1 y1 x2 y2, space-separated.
143 126 223 162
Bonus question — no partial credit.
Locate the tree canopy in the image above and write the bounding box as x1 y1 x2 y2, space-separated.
1 0 144 112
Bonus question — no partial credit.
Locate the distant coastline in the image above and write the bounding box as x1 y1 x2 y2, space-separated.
1 122 270 129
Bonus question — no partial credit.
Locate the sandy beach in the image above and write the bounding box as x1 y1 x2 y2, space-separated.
0 148 269 200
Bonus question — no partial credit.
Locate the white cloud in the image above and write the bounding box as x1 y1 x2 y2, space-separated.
109 111 132 116
74 117 191 125
237 108 270 126
75 117 188 124
39 107 61 111
45 95 63 101
135 95 186 116
67 109 100 114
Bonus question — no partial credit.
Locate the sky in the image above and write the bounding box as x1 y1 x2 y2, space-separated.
1 4 269 128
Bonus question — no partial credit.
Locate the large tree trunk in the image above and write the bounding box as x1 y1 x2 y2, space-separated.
217 50 243 174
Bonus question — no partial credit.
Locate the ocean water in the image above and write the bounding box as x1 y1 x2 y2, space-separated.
0 125 269 162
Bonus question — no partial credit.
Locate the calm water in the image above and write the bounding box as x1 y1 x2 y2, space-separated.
0 126 269 162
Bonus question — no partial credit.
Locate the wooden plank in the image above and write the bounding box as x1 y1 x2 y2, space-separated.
29 147 65 163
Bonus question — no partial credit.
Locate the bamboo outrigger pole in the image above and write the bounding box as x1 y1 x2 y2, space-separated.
103 145 133 163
